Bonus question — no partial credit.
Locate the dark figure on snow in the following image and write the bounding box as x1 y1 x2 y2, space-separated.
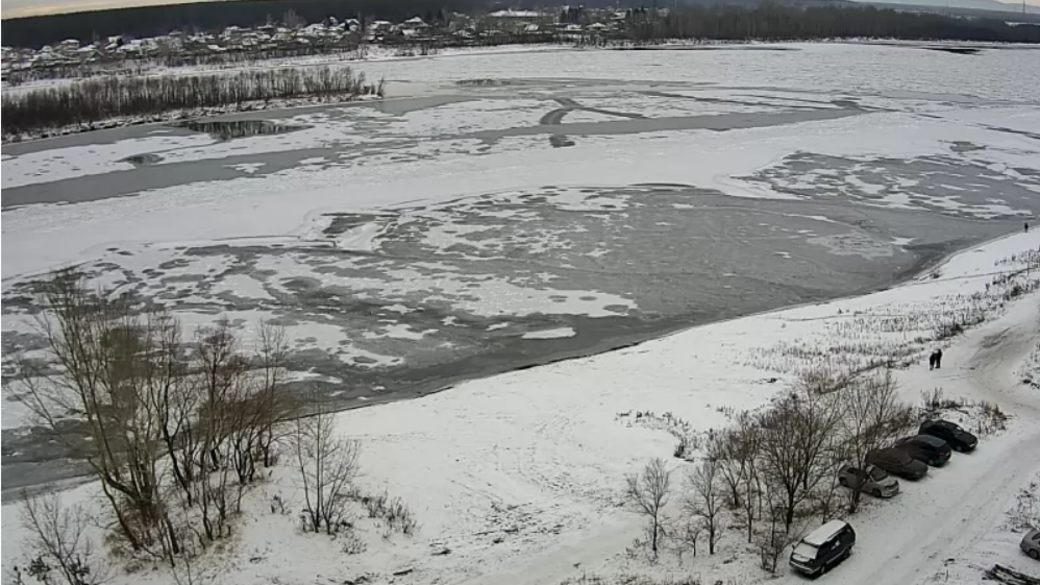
1026 222 1031 234
929 349 943 370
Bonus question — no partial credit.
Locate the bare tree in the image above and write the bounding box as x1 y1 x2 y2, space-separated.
686 459 725 555
756 371 842 533
18 491 108 585
18 273 181 557
292 402 361 535
625 458 672 558
710 412 762 544
252 321 291 469
837 369 914 512
757 490 809 574
670 516 702 565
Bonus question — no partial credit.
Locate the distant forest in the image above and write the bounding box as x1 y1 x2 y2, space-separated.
628 4 1040 42
2 0 1038 48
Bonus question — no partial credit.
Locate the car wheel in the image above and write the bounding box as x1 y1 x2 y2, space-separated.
872 488 882 497
1029 549 1039 560
838 477 847 487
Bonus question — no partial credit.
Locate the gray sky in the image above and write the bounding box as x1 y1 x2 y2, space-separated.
2 0 1038 20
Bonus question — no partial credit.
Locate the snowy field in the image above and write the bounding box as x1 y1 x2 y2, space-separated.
3 42 1040 585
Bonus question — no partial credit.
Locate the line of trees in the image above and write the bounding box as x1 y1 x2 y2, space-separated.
619 4 1040 43
625 366 915 572
1 66 383 140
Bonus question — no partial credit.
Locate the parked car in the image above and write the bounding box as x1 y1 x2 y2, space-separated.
919 419 978 452
837 464 900 498
893 435 952 467
789 519 856 576
866 448 928 480
1022 528 1040 560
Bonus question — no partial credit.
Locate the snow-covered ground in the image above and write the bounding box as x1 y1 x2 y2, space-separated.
3 228 1038 585
4 43 1040 585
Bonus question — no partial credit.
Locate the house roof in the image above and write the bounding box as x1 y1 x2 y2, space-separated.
488 9 542 18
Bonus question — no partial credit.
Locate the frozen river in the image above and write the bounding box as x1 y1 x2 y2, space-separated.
3 42 1040 495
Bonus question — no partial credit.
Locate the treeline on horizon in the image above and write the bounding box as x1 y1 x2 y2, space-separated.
633 3 1040 42
3 0 1039 48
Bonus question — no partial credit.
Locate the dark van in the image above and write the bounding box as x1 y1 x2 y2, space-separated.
789 519 856 576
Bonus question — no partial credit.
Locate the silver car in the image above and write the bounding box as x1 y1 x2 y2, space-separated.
1022 528 1040 560
837 464 900 498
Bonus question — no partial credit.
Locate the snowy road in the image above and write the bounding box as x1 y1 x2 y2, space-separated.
837 297 1040 585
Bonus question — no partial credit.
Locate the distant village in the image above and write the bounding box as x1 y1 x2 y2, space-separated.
0 6 662 82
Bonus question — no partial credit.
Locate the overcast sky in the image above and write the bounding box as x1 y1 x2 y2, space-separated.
2 0 1038 20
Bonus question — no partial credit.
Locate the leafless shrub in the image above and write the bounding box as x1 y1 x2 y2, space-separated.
291 404 361 536
976 400 1009 434
269 495 287 516
339 529 368 555
385 497 419 536
625 458 672 559
934 321 965 340
920 387 964 416
362 491 388 519
16 491 107 585
1007 477 1040 532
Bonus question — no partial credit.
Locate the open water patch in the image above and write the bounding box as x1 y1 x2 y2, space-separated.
171 119 309 140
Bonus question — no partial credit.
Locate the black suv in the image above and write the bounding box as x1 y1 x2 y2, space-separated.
866 447 928 480
789 519 856 576
894 435 952 467
920 420 978 452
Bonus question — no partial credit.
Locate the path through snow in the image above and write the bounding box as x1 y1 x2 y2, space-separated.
837 297 1040 585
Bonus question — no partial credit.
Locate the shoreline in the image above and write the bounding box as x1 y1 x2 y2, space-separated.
2 224 1029 502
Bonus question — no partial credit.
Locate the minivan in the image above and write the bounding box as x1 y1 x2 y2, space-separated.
789 519 856 576
894 435 952 467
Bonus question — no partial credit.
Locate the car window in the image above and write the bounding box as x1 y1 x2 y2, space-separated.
869 467 888 481
794 542 819 559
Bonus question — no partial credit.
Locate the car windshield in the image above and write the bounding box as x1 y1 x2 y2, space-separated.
793 542 819 560
869 467 889 481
